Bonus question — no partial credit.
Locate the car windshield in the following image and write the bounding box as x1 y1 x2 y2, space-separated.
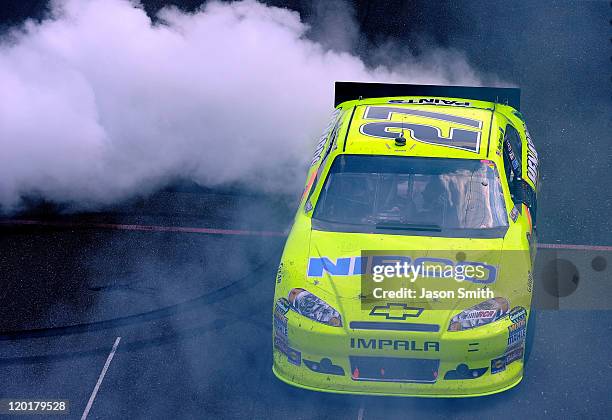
312 155 509 238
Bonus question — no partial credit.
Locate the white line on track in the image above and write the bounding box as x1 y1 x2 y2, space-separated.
357 400 365 420
81 337 121 420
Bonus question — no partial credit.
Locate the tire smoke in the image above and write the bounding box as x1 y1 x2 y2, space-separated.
0 0 486 210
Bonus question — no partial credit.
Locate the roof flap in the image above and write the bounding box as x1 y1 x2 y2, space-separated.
334 81 520 110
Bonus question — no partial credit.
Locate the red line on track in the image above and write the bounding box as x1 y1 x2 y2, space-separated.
1 219 611 251
0 219 286 237
536 243 612 251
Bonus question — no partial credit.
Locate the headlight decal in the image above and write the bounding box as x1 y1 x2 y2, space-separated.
288 288 343 327
448 297 510 331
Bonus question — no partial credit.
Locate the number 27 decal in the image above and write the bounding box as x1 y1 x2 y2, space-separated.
359 106 483 153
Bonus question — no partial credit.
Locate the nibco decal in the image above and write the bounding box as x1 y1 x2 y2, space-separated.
350 338 440 352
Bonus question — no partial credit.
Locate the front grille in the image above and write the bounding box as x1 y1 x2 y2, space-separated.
349 356 439 383
349 321 439 332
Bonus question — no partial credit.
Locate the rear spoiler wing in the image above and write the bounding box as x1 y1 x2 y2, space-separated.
334 81 520 110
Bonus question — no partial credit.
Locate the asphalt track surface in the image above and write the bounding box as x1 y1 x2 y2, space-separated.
0 187 611 420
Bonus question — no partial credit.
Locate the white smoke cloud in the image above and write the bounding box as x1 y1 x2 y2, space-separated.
0 0 484 210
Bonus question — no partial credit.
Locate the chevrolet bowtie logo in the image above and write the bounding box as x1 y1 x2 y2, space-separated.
369 303 424 320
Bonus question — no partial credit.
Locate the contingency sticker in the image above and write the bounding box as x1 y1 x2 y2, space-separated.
491 356 506 374
491 306 528 374
507 306 527 349
510 206 519 222
273 298 301 366
275 263 284 284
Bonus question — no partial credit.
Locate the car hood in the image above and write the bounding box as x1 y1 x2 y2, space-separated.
303 228 511 324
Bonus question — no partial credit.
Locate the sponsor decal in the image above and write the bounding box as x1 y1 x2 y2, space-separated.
525 129 539 186
527 271 533 293
275 297 291 315
307 256 496 284
388 98 471 106
274 298 301 365
463 309 497 321
359 106 483 153
274 334 287 350
487 306 529 373
350 338 440 352
289 289 342 326
499 305 528 367
449 297 509 330
510 206 519 222
506 139 520 170
508 327 526 347
273 312 288 338
491 344 525 375
275 263 284 284
492 307 529 373
308 256 355 276
491 356 506 374
505 346 524 364
274 335 301 366
311 135 328 166
509 306 527 323
508 318 526 333
369 303 423 320
287 347 302 365
311 109 341 166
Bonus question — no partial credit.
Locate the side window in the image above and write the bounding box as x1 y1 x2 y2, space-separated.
501 131 513 187
503 124 537 227
503 125 522 184
310 109 341 167
303 110 345 212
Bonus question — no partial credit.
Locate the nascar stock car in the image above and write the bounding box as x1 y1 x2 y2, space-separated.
272 82 539 397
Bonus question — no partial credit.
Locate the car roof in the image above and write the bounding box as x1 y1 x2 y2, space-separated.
337 96 502 160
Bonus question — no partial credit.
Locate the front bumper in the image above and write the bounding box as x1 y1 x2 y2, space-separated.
273 309 525 397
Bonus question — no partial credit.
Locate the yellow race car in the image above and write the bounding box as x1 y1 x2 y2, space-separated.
273 82 539 397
